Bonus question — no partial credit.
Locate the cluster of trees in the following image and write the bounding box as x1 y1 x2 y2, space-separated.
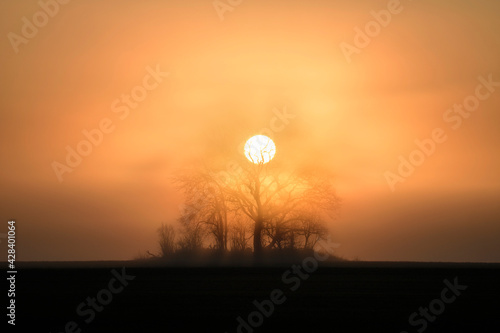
155 159 340 259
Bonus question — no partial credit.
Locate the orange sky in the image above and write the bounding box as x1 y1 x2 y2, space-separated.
1 0 499 262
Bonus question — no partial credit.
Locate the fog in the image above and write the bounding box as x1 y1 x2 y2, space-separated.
1 0 499 261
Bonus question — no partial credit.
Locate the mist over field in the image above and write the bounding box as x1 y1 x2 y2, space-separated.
1 0 499 262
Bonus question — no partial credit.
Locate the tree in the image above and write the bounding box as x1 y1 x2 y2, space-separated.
222 161 340 257
175 170 228 251
176 215 204 252
229 217 251 252
294 212 329 249
174 157 340 258
158 223 176 257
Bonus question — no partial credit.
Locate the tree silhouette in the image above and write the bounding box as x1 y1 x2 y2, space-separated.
176 171 228 251
158 223 176 257
173 157 340 259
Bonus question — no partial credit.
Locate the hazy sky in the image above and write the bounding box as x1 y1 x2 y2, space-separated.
1 0 499 262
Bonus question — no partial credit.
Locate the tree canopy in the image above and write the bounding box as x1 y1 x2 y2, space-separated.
172 158 340 259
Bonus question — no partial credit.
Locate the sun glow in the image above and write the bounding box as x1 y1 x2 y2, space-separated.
244 135 276 164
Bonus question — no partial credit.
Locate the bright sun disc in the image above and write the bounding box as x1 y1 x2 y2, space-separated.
244 135 276 164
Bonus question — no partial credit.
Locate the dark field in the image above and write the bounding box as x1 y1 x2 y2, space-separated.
9 262 500 332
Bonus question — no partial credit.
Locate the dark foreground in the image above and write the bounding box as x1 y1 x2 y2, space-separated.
6 261 500 332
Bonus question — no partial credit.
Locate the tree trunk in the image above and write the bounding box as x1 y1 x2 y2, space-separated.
252 166 264 260
253 218 263 259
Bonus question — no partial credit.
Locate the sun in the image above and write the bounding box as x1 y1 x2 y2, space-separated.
244 135 276 164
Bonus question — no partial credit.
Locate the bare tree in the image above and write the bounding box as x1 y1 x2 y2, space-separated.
173 160 340 258
157 223 176 257
176 219 204 252
222 162 340 257
175 170 229 251
229 218 251 251
295 212 328 249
